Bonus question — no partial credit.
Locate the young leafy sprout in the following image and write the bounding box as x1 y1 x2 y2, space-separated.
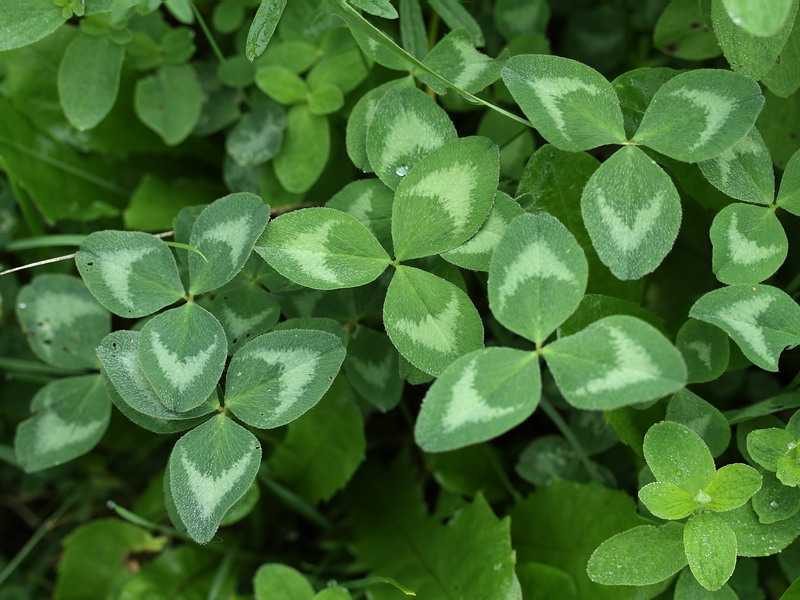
748 410 800 487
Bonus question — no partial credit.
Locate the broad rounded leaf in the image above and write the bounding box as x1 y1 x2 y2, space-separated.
684 512 737 591
76 230 185 318
542 316 686 410
777 148 800 215
722 0 795 36
580 146 682 280
383 266 484 376
675 567 737 600
633 69 765 162
719 502 800 556
0 0 66 52
415 348 540 452
587 523 687 586
676 319 730 384
710 203 787 284
210 283 281 355
168 414 262 544
638 483 698 520
653 1 722 61
15 375 110 473
188 193 271 295
777 455 800 486
747 427 793 471
366 87 457 190
253 563 314 600
344 326 403 412
392 136 499 261
16 274 110 370
689 284 800 371
224 329 346 429
326 178 394 250
705 463 762 512
255 207 391 290
488 212 588 345
134 64 203 146
420 29 506 95
644 421 716 495
246 0 287 61
501 54 626 151
666 389 731 457
138 303 227 412
273 105 330 194
752 471 800 524
226 103 285 168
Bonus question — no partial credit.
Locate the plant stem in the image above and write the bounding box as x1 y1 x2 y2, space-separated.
191 1 226 64
539 398 604 483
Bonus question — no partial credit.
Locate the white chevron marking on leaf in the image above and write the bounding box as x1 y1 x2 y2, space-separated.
717 295 773 364
497 241 576 308
395 295 460 352
404 163 479 231
447 209 506 257
726 212 781 265
278 220 342 285
220 305 269 339
350 353 392 388
249 348 320 417
596 192 663 253
347 188 376 222
686 340 713 370
575 326 660 396
442 357 513 431
672 88 735 151
200 216 252 266
714 134 762 187
36 412 104 453
98 246 156 308
530 77 600 135
181 450 254 520
450 36 492 89
151 333 217 393
33 293 105 331
380 109 448 174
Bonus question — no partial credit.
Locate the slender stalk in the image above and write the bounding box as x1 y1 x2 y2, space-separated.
190 1 226 64
207 552 234 600
539 398 604 483
5 234 89 252
7 177 44 238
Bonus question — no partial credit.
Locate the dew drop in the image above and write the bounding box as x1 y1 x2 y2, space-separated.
17 302 26 309
770 500 780 508
395 165 409 177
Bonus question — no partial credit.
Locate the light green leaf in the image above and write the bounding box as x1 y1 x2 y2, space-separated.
224 329 346 429
667 389 731 457
273 104 330 194
210 283 281 355
415 348 540 452
698 127 775 205
254 564 314 600
778 455 800 486
580 146 682 280
326 179 394 251
246 0 287 61
653 0 721 61
688 284 800 371
226 102 286 168
645 421 716 495
168 414 262 544
344 326 403 412
15 375 110 472
97 331 219 421
383 266 484 376
747 427 794 471
255 66 308 104
430 0 484 45
638 482 698 519
58 33 124 131
684 512 737 591
0 0 66 52
442 191 524 272
349 0 398 19
587 523 687 585
633 69 765 162
366 87 457 190
255 207 391 290
76 230 185 318
138 303 227 413
710 203 787 284
313 587 352 600
488 212 588 345
419 29 506 95
543 316 686 410
308 83 344 115
517 563 576 600
134 64 203 146
676 320 730 384
719 502 800 555
391 136 499 261
722 0 795 36
777 148 800 215
712 0 798 80
752 471 800 524
16 274 110 370
501 54 626 151
188 193 270 295
674 568 737 600
705 464 762 511
269 377 365 503
764 18 800 97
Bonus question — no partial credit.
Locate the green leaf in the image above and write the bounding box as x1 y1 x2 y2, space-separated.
97 330 219 421
313 588 352 600
419 29 507 95
224 329 346 428
16 274 110 370
188 193 270 295
676 319 730 384
430 0 484 45
383 266 484 376
747 427 794 471
543 316 686 410
210 283 281 355
226 102 286 168
58 33 124 131
246 0 287 61
253 564 314 600
667 389 731 457
712 0 798 80
688 284 800 371
698 127 775 205
15 375 110 472
517 563 576 600
344 326 403 412
273 105 330 194
684 512 737 591
777 148 800 215
255 66 308 104
719 502 800 555
653 0 721 61
366 87 457 190
326 179 394 251
134 64 203 146
501 54 626 151
588 522 687 585
415 348 540 452
764 18 800 97
704 464 762 511
709 203 787 284
580 146 681 280
349 0 398 19
488 212 588 345
255 207 391 290
758 90 800 169
168 414 262 544
76 230 185 318
138 303 227 413
0 0 66 52
124 176 221 233
752 471 800 523
308 83 344 115
645 421 716 495
442 191 524 272
633 69 765 162
778 455 800 486
638 483 699 519
722 0 795 36
674 568 737 600
269 377 366 503
391 136 499 261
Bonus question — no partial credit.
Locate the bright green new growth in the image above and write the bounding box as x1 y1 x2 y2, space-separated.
722 0 796 36
748 411 800 487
